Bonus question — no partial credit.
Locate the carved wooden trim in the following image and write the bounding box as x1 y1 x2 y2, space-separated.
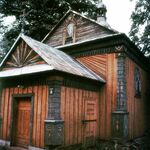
116 53 127 111
4 40 42 68
67 45 125 58
44 120 64 146
112 111 129 138
111 52 129 139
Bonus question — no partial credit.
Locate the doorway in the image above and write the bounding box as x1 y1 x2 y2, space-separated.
82 98 98 146
11 96 32 148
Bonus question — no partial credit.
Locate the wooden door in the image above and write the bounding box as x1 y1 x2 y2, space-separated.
13 98 31 147
82 98 98 146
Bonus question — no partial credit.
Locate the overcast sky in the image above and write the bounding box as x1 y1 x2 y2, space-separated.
4 0 137 36
103 0 136 35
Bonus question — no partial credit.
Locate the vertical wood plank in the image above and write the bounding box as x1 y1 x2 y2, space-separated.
23 88 28 94
36 86 42 147
7 88 13 139
74 88 78 144
45 86 48 120
65 87 70 145
3 88 9 139
40 85 46 147
1 88 5 139
126 57 147 139
32 86 38 146
13 87 19 95
78 89 82 144
69 88 74 145
106 54 112 138
27 86 33 93
61 87 65 144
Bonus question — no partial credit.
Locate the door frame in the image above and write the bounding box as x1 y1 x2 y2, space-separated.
10 94 34 146
82 97 98 147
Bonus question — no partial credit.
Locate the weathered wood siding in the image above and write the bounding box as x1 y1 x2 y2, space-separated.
61 86 99 146
77 54 107 79
45 13 113 47
77 53 117 139
126 57 147 139
0 85 48 148
2 40 45 71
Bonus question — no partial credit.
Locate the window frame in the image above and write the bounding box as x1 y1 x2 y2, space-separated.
134 67 141 98
63 16 76 45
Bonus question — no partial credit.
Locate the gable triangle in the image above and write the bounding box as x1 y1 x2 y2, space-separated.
42 10 117 46
1 36 46 70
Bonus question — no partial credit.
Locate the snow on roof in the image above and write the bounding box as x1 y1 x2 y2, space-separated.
0 34 105 82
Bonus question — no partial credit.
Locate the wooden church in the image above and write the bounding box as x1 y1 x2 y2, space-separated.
0 2 149 150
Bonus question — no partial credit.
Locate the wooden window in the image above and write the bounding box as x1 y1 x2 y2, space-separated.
63 17 76 45
134 67 141 97
65 23 74 44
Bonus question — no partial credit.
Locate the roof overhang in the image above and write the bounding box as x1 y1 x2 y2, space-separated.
57 33 150 71
0 64 54 78
0 64 105 83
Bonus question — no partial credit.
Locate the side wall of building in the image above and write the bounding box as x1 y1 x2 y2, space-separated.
60 86 100 146
126 57 147 139
77 53 118 139
0 85 48 148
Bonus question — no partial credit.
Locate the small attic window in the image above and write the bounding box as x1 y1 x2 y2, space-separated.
134 67 141 98
65 23 74 44
63 17 76 45
67 23 74 37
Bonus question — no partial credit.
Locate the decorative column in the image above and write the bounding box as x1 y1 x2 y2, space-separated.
117 53 127 110
44 79 64 147
112 53 128 139
0 82 2 138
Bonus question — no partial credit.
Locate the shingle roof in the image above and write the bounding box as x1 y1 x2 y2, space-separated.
0 34 105 82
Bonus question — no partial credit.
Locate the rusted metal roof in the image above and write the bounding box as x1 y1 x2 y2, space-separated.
0 34 105 82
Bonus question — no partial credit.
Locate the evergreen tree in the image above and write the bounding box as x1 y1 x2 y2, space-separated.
0 0 99 56
129 0 150 56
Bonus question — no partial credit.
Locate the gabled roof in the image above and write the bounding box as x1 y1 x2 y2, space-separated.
42 9 118 43
0 34 105 82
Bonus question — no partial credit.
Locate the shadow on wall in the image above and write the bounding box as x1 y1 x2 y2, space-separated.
146 77 150 142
